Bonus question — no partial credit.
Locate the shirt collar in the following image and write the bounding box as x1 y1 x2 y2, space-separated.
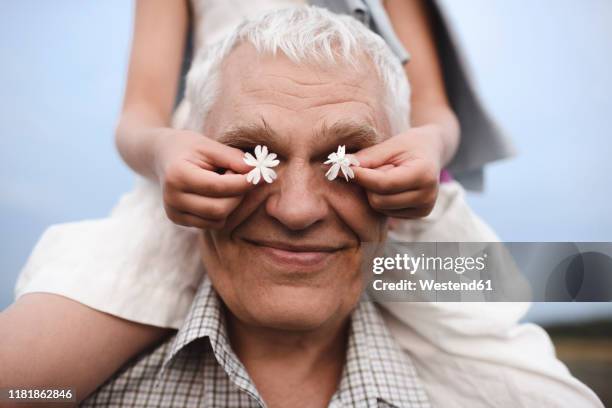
162 277 226 367
158 278 265 405
159 277 429 408
336 295 430 407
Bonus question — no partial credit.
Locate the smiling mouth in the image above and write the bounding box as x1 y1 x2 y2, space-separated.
244 238 344 268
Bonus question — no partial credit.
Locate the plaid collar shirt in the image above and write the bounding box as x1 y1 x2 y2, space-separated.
82 278 430 407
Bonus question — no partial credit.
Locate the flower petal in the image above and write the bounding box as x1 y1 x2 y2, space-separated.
337 145 345 158
344 164 355 180
243 152 258 166
260 145 269 159
325 152 338 164
254 145 262 159
263 155 279 167
246 168 256 184
325 163 340 181
347 154 360 166
251 168 261 184
261 167 276 183
339 164 350 181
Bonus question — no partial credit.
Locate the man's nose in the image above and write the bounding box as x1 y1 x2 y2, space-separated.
265 160 328 231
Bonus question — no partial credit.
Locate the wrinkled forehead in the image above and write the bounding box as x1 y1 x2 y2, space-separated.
203 43 391 153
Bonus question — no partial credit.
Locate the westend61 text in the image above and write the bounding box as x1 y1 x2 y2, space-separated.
372 279 493 292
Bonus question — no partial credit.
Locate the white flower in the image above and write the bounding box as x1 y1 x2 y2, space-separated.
243 145 280 184
324 145 360 181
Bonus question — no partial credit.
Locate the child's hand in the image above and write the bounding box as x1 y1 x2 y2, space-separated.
154 130 254 229
352 125 443 219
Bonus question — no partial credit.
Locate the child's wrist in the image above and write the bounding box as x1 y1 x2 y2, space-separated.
151 128 172 182
414 123 447 167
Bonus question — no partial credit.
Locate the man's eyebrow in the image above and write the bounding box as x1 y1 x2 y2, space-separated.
217 120 382 154
217 120 281 149
315 121 382 151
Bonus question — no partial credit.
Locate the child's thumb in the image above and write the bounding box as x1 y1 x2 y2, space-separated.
209 143 253 174
353 138 396 169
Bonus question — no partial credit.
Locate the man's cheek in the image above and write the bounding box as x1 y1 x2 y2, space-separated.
329 184 387 242
223 186 271 232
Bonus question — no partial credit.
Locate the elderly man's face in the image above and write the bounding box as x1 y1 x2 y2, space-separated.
200 44 390 330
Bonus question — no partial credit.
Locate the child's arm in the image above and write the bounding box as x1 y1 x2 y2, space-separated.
0 0 249 399
1 1 186 399
0 294 171 401
114 0 189 180
117 0 253 229
353 0 460 219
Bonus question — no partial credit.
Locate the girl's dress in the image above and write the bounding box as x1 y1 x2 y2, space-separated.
15 0 602 406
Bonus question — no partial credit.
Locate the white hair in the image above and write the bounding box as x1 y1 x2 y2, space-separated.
177 6 410 135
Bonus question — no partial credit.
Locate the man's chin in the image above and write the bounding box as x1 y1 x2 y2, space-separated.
238 284 361 331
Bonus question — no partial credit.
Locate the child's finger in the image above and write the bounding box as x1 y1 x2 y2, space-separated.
171 193 243 221
206 141 253 174
367 189 437 211
183 164 254 197
374 164 395 172
172 211 226 230
352 137 398 169
381 206 435 219
353 165 423 194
